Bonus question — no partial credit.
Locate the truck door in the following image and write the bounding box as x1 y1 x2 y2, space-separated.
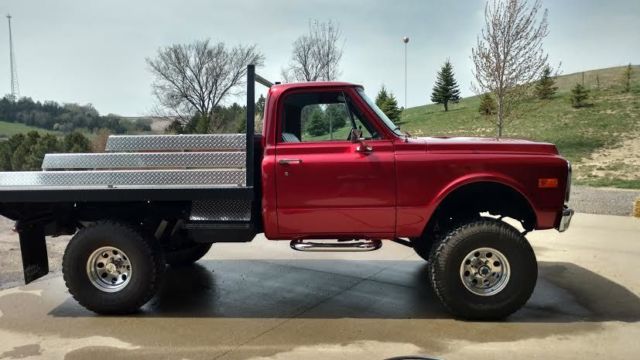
274 88 396 235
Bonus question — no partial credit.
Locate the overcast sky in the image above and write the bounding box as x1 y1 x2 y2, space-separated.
1 0 639 116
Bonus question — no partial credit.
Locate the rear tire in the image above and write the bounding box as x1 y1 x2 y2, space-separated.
62 221 165 314
428 218 537 320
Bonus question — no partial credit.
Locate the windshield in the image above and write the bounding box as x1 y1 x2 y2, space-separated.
356 88 404 137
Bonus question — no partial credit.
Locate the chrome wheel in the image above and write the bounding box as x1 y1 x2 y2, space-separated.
459 247 510 296
86 246 132 292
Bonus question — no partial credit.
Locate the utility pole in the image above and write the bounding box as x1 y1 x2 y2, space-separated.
7 14 19 100
402 36 409 110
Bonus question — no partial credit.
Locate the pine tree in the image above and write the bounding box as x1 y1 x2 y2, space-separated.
478 93 497 115
63 131 92 153
256 94 266 117
570 83 590 108
375 86 390 109
325 104 347 129
623 64 633 93
379 92 402 122
534 67 557 100
306 109 329 136
375 85 402 122
431 60 461 111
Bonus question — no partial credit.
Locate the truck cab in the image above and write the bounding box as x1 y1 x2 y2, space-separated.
0 66 573 320
261 81 570 241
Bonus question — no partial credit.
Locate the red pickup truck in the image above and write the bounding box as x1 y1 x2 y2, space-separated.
0 66 572 320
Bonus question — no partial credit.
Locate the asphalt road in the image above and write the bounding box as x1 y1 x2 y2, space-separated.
0 213 639 359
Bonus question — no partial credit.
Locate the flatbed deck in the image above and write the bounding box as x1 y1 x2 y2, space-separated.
0 133 254 203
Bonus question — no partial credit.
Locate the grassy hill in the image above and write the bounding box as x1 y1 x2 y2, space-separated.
0 120 59 138
399 65 640 188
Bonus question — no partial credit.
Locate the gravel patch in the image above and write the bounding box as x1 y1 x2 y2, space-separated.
570 185 640 216
0 217 69 289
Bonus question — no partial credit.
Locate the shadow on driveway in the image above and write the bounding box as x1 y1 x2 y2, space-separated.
47 259 640 323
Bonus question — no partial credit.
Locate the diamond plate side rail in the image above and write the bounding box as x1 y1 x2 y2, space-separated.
0 169 245 187
189 199 252 221
105 134 246 152
42 152 246 170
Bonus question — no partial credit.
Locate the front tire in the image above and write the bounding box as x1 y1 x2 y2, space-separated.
428 218 537 320
62 221 165 314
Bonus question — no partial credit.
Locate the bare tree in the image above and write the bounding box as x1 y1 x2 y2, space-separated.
147 40 264 132
283 20 343 82
472 0 552 137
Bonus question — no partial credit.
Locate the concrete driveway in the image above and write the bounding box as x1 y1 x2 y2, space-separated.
0 213 639 359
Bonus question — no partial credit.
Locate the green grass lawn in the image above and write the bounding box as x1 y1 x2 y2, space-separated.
399 66 640 188
308 66 640 188
0 120 59 138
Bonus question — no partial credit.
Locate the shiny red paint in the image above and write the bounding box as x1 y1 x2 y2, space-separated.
260 82 569 240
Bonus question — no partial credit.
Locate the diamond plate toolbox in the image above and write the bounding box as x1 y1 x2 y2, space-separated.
42 152 246 170
189 199 252 221
0 169 245 188
105 134 246 152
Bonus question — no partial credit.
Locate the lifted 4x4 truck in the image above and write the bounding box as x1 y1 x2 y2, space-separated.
0 66 573 320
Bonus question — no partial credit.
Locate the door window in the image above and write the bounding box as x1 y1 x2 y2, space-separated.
280 91 379 143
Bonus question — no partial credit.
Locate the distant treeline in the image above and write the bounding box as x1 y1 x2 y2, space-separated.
0 96 151 134
0 131 92 171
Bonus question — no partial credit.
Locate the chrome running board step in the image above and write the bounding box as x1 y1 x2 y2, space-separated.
290 239 382 252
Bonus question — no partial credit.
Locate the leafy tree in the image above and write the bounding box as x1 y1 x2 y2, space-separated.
534 66 558 99
478 93 497 115
623 63 633 93
147 40 264 132
282 20 343 82
570 83 590 108
472 0 552 137
431 60 461 111
165 119 185 134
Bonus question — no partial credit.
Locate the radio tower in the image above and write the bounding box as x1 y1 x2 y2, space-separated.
7 14 19 100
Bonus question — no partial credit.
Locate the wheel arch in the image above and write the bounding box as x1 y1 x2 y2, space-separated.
423 175 538 237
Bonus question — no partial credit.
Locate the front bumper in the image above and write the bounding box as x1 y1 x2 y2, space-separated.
557 206 574 232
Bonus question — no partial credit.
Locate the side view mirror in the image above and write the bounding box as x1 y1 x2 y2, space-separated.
349 128 363 143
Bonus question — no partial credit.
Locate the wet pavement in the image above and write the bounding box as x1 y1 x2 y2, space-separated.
0 213 639 359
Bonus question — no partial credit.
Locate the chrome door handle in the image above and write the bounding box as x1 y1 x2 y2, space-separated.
356 144 373 153
278 158 302 165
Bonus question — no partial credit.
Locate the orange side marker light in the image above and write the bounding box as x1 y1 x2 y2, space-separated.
538 178 558 188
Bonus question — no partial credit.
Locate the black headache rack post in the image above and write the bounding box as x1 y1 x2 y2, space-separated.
246 64 273 189
6 64 273 284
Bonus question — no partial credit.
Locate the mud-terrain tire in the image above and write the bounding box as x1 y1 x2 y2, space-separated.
412 214 481 262
62 221 165 314
428 218 537 320
165 242 212 267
